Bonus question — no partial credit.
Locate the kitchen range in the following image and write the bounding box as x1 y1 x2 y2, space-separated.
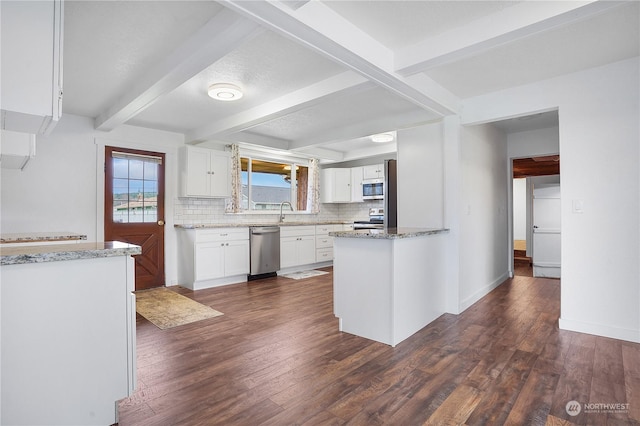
353 208 385 230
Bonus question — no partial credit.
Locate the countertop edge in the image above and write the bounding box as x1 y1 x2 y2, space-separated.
1 241 142 266
330 228 450 239
0 233 88 244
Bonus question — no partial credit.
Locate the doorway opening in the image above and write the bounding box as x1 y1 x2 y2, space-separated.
512 155 560 277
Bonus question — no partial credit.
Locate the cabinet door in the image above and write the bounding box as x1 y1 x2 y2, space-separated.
351 166 364 202
319 169 332 203
185 148 211 197
195 242 225 280
297 236 317 266
224 239 249 276
280 237 298 269
1 0 63 134
333 168 352 202
363 164 384 180
210 152 231 197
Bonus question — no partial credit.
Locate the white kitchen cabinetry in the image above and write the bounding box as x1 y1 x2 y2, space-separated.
320 168 351 203
1 249 137 425
316 224 354 262
179 146 231 198
177 228 249 290
351 166 364 203
1 0 63 135
363 164 384 180
280 226 316 269
315 224 336 263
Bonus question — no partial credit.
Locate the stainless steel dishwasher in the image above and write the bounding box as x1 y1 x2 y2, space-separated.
249 226 280 279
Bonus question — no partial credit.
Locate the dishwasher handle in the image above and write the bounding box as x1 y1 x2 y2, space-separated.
251 227 280 235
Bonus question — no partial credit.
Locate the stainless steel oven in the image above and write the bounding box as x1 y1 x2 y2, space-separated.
353 208 385 229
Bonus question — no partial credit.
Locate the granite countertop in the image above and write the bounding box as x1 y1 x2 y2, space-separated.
175 221 352 229
0 241 142 266
0 232 88 244
330 228 449 240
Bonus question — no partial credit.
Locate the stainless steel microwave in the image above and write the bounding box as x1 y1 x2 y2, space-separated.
362 178 384 200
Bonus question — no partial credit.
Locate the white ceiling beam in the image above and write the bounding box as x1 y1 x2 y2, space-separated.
288 108 433 150
290 146 345 162
395 1 626 76
186 71 372 143
95 8 262 131
221 132 291 151
220 0 459 117
340 143 397 163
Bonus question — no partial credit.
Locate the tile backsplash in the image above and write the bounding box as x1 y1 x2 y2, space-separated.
173 197 383 226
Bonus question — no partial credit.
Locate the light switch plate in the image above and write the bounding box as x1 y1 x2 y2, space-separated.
572 199 584 213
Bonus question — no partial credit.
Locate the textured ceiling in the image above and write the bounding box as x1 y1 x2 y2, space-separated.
58 1 639 161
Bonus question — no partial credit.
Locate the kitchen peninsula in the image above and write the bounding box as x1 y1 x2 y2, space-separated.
330 228 449 346
0 241 140 425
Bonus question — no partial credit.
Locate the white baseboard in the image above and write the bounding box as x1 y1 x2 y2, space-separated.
459 272 509 312
188 274 247 290
559 318 640 344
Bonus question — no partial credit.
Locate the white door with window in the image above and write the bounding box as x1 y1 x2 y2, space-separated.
532 184 561 278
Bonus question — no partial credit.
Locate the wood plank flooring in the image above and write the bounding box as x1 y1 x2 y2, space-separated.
117 269 640 425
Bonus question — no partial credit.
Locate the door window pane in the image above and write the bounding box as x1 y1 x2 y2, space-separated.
111 156 160 223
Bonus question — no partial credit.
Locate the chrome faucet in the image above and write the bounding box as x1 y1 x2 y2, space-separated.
279 201 293 222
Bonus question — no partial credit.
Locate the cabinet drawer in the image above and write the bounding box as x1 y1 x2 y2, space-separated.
316 247 333 262
316 235 333 248
280 225 316 238
315 225 333 235
195 228 248 243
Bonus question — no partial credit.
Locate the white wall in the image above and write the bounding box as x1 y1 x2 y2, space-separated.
462 57 640 343
1 113 185 285
458 123 509 311
508 126 559 159
513 178 527 241
397 121 444 228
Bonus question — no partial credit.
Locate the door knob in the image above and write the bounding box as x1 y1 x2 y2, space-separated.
158 220 165 226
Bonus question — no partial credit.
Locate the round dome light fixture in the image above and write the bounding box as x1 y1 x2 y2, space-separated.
371 132 394 143
208 83 243 101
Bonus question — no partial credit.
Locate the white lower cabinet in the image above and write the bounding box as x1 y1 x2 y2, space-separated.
280 225 316 269
315 224 336 262
315 224 352 262
178 228 249 290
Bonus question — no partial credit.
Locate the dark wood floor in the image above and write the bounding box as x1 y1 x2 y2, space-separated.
118 268 640 425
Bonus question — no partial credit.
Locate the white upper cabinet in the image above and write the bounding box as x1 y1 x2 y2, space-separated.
350 166 364 203
320 168 352 203
363 164 384 180
179 146 231 198
1 0 64 135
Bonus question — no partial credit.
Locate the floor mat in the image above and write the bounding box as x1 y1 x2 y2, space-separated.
280 270 329 280
135 287 223 329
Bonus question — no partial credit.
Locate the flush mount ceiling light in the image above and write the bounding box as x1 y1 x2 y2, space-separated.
371 133 394 143
207 83 243 101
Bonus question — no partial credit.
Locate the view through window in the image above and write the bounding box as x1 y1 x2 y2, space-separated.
241 158 309 211
112 152 161 223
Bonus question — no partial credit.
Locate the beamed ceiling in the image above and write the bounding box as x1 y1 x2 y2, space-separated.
57 1 639 162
